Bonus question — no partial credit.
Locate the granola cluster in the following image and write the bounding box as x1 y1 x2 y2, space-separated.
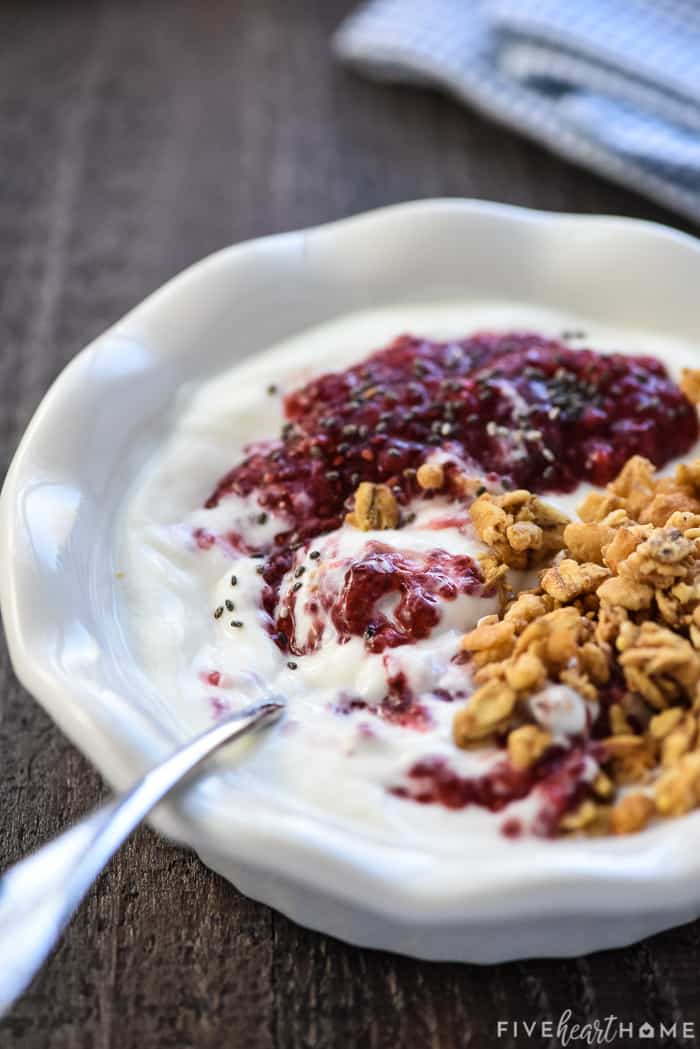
346 481 400 531
455 453 700 836
469 489 569 570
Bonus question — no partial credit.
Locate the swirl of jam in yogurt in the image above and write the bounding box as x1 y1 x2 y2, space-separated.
206 332 698 544
275 541 489 655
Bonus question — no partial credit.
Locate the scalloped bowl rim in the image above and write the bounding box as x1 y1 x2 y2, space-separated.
4 199 700 956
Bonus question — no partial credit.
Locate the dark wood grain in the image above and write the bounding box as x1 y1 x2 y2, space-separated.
2 2 700 1046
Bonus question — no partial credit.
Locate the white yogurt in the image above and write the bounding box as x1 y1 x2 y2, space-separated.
118 302 700 844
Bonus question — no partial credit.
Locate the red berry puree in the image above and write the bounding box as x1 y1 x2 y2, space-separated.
390 747 595 837
274 541 488 656
207 332 697 544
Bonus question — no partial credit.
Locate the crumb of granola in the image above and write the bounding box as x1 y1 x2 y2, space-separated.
601 734 647 757
506 520 542 553
416 462 445 490
680 367 700 405
459 616 515 667
504 650 546 691
346 482 399 531
577 490 624 523
600 524 649 573
660 713 696 767
655 753 700 817
648 707 684 740
540 559 609 603
592 771 614 799
616 621 700 709
608 455 657 519
504 592 553 629
477 553 510 591
610 793 655 835
590 454 700 527
641 486 700 526
563 520 615 565
559 665 598 701
595 602 629 645
619 528 695 586
507 724 552 770
609 703 633 735
469 490 568 569
601 734 656 784
665 510 700 531
675 459 700 491
515 606 584 664
559 800 598 832
453 679 517 744
597 575 654 611
580 641 610 684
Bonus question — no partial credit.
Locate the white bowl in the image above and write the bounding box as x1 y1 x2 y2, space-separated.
4 199 700 963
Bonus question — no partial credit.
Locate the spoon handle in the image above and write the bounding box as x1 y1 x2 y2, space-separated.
0 701 283 1016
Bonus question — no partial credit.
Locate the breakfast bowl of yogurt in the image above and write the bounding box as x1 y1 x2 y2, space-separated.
5 199 700 961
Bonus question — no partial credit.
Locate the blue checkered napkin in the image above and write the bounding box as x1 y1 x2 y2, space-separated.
333 0 700 222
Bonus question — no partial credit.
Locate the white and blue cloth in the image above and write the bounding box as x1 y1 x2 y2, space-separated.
334 0 700 222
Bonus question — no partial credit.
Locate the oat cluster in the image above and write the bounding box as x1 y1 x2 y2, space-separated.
458 452 700 836
346 481 400 531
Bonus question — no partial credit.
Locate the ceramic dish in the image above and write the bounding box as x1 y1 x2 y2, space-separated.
4 199 700 962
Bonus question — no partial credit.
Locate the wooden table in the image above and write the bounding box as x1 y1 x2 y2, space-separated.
2 3 699 1046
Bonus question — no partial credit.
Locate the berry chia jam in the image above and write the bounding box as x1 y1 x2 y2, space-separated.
206 332 698 545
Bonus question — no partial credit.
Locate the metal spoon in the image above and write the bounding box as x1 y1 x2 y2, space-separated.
0 700 284 1016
